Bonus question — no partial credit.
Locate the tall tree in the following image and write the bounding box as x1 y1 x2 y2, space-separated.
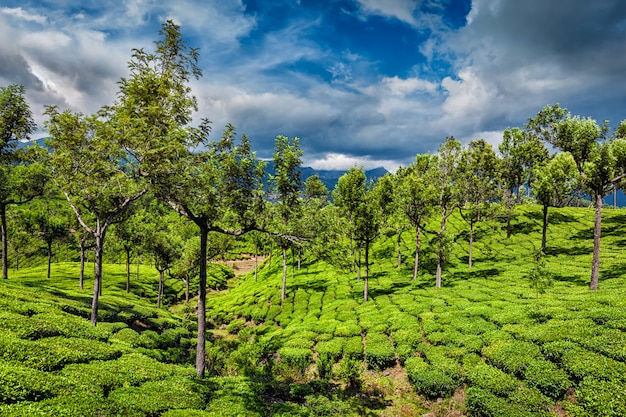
458 139 500 268
433 137 462 288
354 187 381 301
532 152 579 252
532 105 626 289
333 166 366 276
272 135 303 303
45 108 147 324
0 84 42 279
395 155 437 280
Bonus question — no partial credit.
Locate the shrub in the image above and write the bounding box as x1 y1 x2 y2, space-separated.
109 328 140 347
335 357 363 388
523 360 571 399
334 321 362 337
277 347 312 374
405 357 458 399
343 336 363 359
108 376 208 415
316 338 344 361
284 337 315 349
482 339 542 376
365 333 395 370
137 330 160 349
573 377 626 417
466 362 520 397
0 360 67 403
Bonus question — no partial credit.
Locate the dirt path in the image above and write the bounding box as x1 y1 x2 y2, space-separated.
219 256 267 276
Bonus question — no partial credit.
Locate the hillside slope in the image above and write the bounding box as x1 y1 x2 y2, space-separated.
0 205 625 416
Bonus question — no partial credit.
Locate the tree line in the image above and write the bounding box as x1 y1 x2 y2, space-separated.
1 21 625 378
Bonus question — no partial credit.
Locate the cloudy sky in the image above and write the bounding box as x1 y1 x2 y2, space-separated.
1 0 624 170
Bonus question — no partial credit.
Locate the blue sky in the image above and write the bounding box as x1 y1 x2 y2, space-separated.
1 0 624 170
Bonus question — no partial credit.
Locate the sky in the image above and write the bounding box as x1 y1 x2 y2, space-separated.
1 0 625 171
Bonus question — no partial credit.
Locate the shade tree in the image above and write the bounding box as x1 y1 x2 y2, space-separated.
532 152 579 252
531 104 626 290
458 139 501 268
395 155 437 280
0 84 45 279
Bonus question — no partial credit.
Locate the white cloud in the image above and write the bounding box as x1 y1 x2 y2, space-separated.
0 7 46 24
305 152 400 171
380 75 437 96
356 0 421 26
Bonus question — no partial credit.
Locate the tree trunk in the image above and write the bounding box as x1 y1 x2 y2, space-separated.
79 242 85 290
590 191 602 290
281 246 287 302
506 191 512 239
157 269 164 308
468 222 473 269
196 226 208 378
297 248 301 271
185 274 190 303
125 247 131 293
47 241 52 279
90 232 105 325
1 204 8 279
254 242 258 282
413 224 421 281
363 242 369 302
357 248 361 282
436 212 447 289
397 227 402 267
541 204 549 253
613 184 617 208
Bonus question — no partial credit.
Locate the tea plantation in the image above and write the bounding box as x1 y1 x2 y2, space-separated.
0 205 625 416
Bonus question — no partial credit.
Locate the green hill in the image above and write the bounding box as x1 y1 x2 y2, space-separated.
0 205 625 416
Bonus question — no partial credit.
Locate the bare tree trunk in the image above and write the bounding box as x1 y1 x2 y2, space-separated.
125 247 131 293
506 191 512 239
281 246 287 303
14 248 18 271
436 211 447 289
1 204 8 279
196 226 208 378
79 242 85 289
413 224 421 281
185 274 189 303
363 242 369 302
357 248 361 282
254 242 258 282
297 248 301 271
613 184 617 208
541 204 549 253
90 233 105 325
157 270 164 308
590 192 602 290
47 241 52 279
468 222 474 269
397 232 402 267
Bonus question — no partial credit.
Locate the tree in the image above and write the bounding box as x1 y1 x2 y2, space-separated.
532 152 579 252
499 126 550 237
458 139 500 268
533 105 626 290
153 125 265 379
45 108 148 324
304 174 329 206
332 166 366 260
272 135 303 303
353 187 381 301
0 84 42 279
23 197 69 279
433 137 463 288
395 155 437 280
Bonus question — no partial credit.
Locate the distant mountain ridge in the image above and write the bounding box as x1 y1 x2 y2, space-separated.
264 162 389 193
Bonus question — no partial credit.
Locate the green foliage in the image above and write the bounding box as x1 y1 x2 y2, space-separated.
278 347 312 374
466 362 520 397
405 356 458 399
334 357 363 389
365 332 395 370
108 376 208 415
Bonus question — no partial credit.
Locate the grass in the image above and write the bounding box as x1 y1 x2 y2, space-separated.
0 204 625 416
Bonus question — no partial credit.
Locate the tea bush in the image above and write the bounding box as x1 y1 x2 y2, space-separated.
365 332 395 370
